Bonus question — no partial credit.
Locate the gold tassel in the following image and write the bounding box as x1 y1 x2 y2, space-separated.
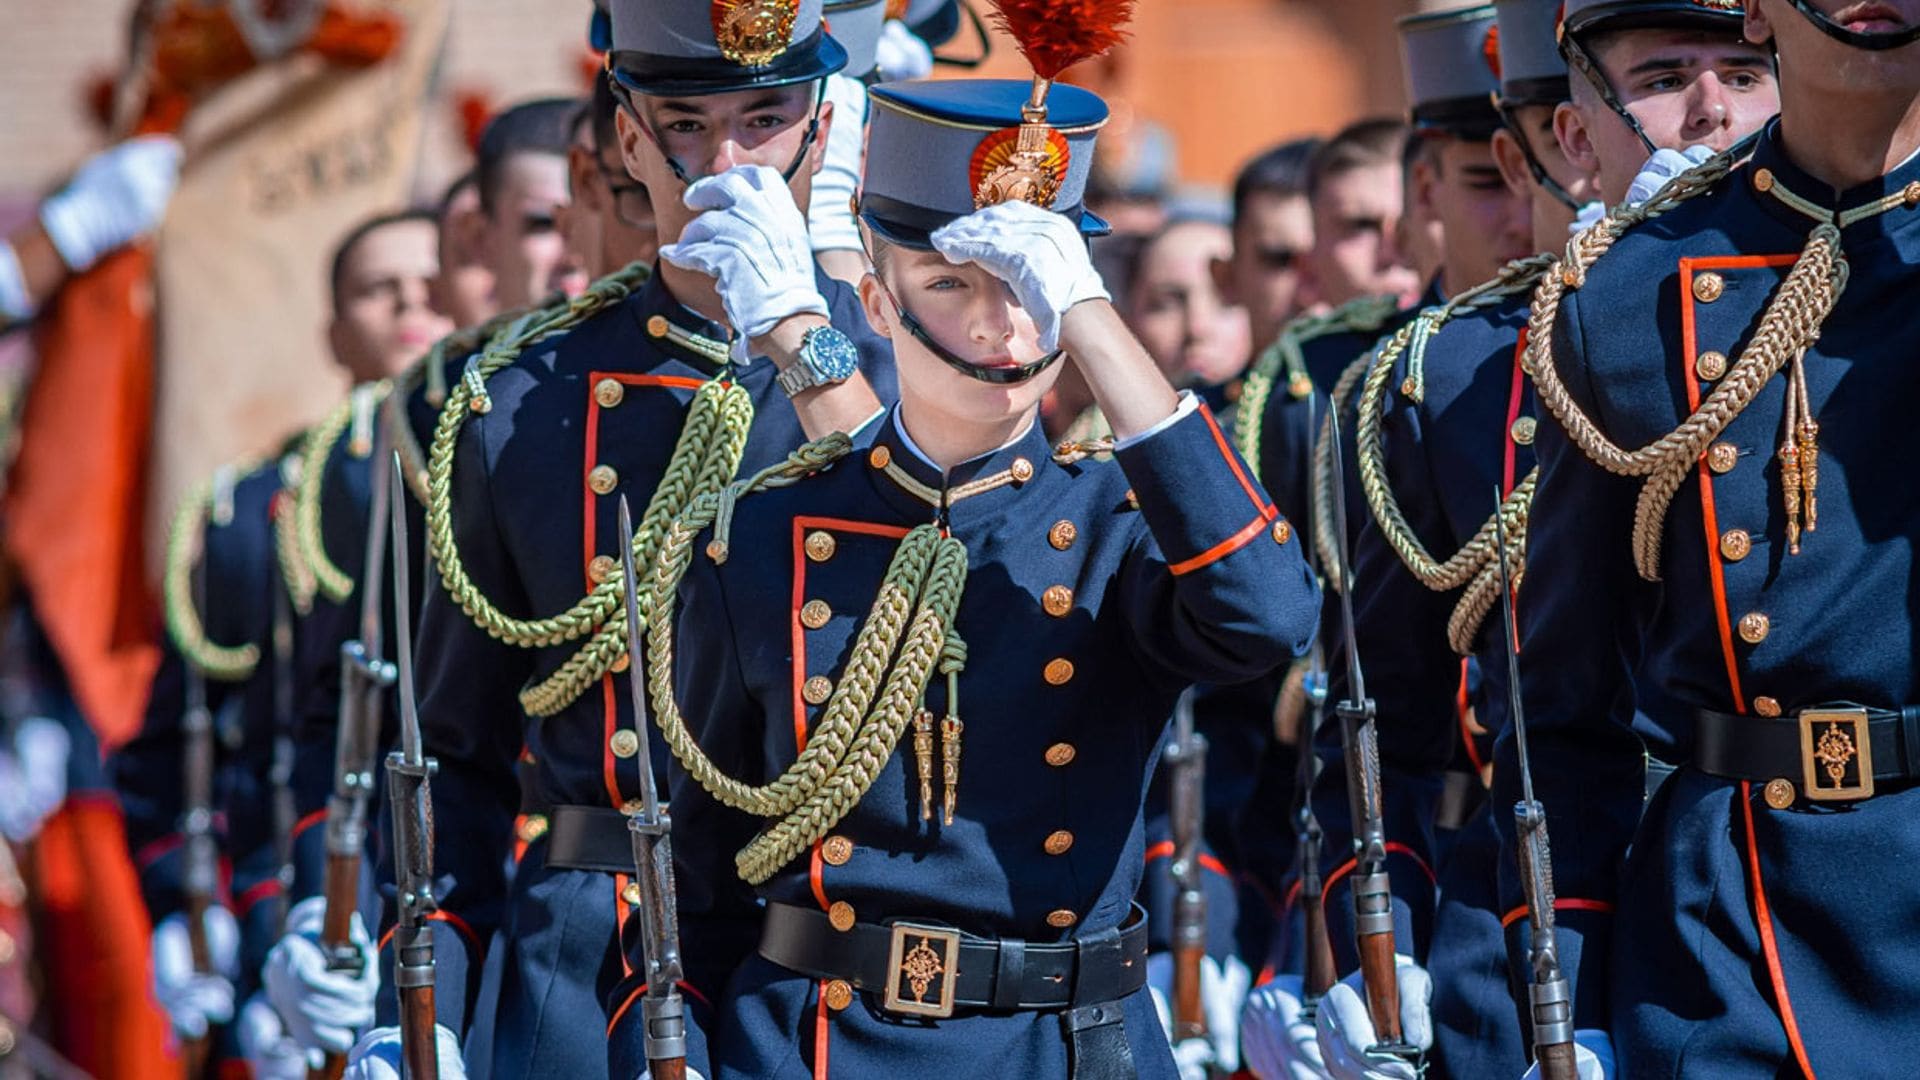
940 716 963 827
1795 356 1819 537
1780 364 1804 555
914 709 936 822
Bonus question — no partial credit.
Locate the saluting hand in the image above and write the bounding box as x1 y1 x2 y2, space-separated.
659 164 830 362
931 200 1111 354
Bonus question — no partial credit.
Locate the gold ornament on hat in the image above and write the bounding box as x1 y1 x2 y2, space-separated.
712 0 799 67
971 122 1070 211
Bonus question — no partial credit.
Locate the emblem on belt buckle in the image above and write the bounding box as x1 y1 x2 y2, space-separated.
883 922 960 1019
1799 708 1875 801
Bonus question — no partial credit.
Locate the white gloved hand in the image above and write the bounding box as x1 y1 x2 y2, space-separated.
929 200 1110 353
807 74 868 255
150 907 242 1039
1624 144 1716 208
638 1070 709 1080
265 896 381 1056
1242 974 1330 1079
0 716 71 842
1568 200 1606 237
1314 956 1432 1080
1145 951 1254 1076
236 993 313 1080
343 1024 467 1080
659 164 829 360
39 135 183 273
875 19 935 82
1521 1029 1615 1080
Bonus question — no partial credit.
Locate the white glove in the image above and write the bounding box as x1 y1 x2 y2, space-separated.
639 1071 709 1080
659 164 829 361
929 200 1111 353
265 896 381 1056
875 18 935 82
1146 951 1253 1076
1624 145 1715 208
0 716 71 842
1567 200 1606 237
807 75 869 254
1314 956 1432 1080
1520 1029 1615 1080
236 993 313 1080
40 135 183 273
343 1024 467 1080
150 907 242 1039
1242 974 1330 1080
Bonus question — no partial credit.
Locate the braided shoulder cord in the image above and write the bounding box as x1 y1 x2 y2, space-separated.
163 468 264 681
1234 294 1402 483
1525 151 1847 581
388 310 523 507
290 391 368 606
272 452 318 615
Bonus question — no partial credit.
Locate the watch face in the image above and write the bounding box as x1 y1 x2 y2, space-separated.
806 327 862 382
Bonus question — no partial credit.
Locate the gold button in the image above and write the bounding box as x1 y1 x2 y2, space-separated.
1125 489 1139 510
804 675 834 705
1906 181 1920 208
1510 416 1537 446
1707 442 1739 474
589 554 618 584
1693 272 1724 304
594 378 625 408
1764 778 1796 810
611 652 630 673
1045 742 1077 767
829 901 856 931
1049 520 1078 551
588 464 619 495
1042 585 1074 618
800 600 832 630
623 881 642 905
621 799 646 816
706 539 730 564
869 445 892 469
1561 266 1581 288
823 979 854 1010
647 315 670 339
1755 696 1782 718
611 729 640 758
822 835 853 865
1697 350 1729 381
1753 167 1774 194
1044 658 1075 685
1010 457 1035 483
1720 529 1752 562
1271 519 1293 545
1738 612 1771 645
1043 830 1075 855
1046 909 1078 929
517 814 549 843
806 530 837 562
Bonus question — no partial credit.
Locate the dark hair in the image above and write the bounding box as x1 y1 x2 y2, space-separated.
1231 137 1321 224
475 97 582 212
1305 117 1410 202
329 209 439 315
590 73 622 156
437 171 477 218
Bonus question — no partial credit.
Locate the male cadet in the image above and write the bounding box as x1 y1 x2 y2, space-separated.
453 97 592 311
808 0 887 285
432 173 498 330
604 7 1322 1068
117 209 449 1077
340 0 898 1074
1506 0 1920 1076
1216 139 1321 374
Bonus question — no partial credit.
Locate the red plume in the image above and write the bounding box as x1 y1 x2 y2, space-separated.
987 0 1136 81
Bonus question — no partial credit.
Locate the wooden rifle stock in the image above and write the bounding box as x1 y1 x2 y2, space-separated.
307 849 364 1080
1535 1039 1579 1080
1356 930 1403 1043
400 982 438 1080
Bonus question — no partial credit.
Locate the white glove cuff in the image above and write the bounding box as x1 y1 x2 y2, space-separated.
0 242 30 323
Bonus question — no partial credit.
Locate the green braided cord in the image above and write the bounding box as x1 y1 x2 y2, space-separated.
273 456 318 616
422 263 667 650
1235 294 1402 484
518 380 754 717
163 472 262 681
737 530 969 884
292 392 367 605
389 309 525 507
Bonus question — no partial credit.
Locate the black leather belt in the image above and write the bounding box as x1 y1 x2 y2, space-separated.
543 804 633 874
759 901 1149 1020
1695 704 1920 802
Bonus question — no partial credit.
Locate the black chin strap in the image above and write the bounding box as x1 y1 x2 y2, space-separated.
1785 0 1920 49
932 0 994 69
1563 34 1659 156
867 267 1062 385
1498 102 1583 211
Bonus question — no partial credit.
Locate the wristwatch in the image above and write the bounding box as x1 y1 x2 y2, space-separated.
777 325 861 398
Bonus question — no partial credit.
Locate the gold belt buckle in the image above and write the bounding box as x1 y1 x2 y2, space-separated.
1799 708 1875 802
882 922 961 1019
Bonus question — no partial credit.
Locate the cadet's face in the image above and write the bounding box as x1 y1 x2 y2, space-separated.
1415 136 1532 293
1223 191 1313 346
434 183 496 327
566 129 660 278
861 245 1060 430
1750 0 1920 98
1492 105 1595 252
1577 30 1777 203
1307 162 1419 308
485 153 589 308
618 84 827 245
331 219 454 383
1126 220 1252 388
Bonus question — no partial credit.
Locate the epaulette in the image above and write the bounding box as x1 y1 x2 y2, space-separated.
1235 293 1402 485
164 456 274 681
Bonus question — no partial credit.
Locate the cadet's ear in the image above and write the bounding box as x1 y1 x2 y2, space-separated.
858 270 894 339
1745 2 1773 47
1553 101 1601 182
567 143 603 212
808 98 836 179
1489 128 1534 200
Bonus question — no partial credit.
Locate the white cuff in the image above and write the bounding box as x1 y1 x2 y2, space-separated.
846 405 888 438
1112 390 1200 451
0 242 31 322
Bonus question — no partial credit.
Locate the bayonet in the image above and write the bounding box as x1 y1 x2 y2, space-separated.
1165 687 1209 1050
180 552 218 1078
1296 393 1335 1007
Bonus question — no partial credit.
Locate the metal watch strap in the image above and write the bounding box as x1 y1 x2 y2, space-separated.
777 358 822 397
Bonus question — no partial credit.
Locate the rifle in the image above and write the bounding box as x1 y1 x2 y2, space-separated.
1296 642 1336 1006
1492 492 1575 1080
1164 687 1209 1047
270 551 298 939
617 496 688 1080
1325 412 1420 1069
180 554 219 1078
384 454 439 1080
314 430 397 1080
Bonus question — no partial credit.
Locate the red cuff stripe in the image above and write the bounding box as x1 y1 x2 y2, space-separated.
1498 898 1616 929
1200 402 1273 517
378 908 482 954
234 877 283 917
135 833 183 870
292 808 327 840
1285 841 1437 910
1169 508 1277 577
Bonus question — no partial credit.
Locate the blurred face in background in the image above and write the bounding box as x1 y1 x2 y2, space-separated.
563 111 660 278
1409 134 1532 296
1306 161 1419 307
1126 219 1253 388
330 218 454 384
1217 189 1313 350
483 151 589 308
433 181 495 327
